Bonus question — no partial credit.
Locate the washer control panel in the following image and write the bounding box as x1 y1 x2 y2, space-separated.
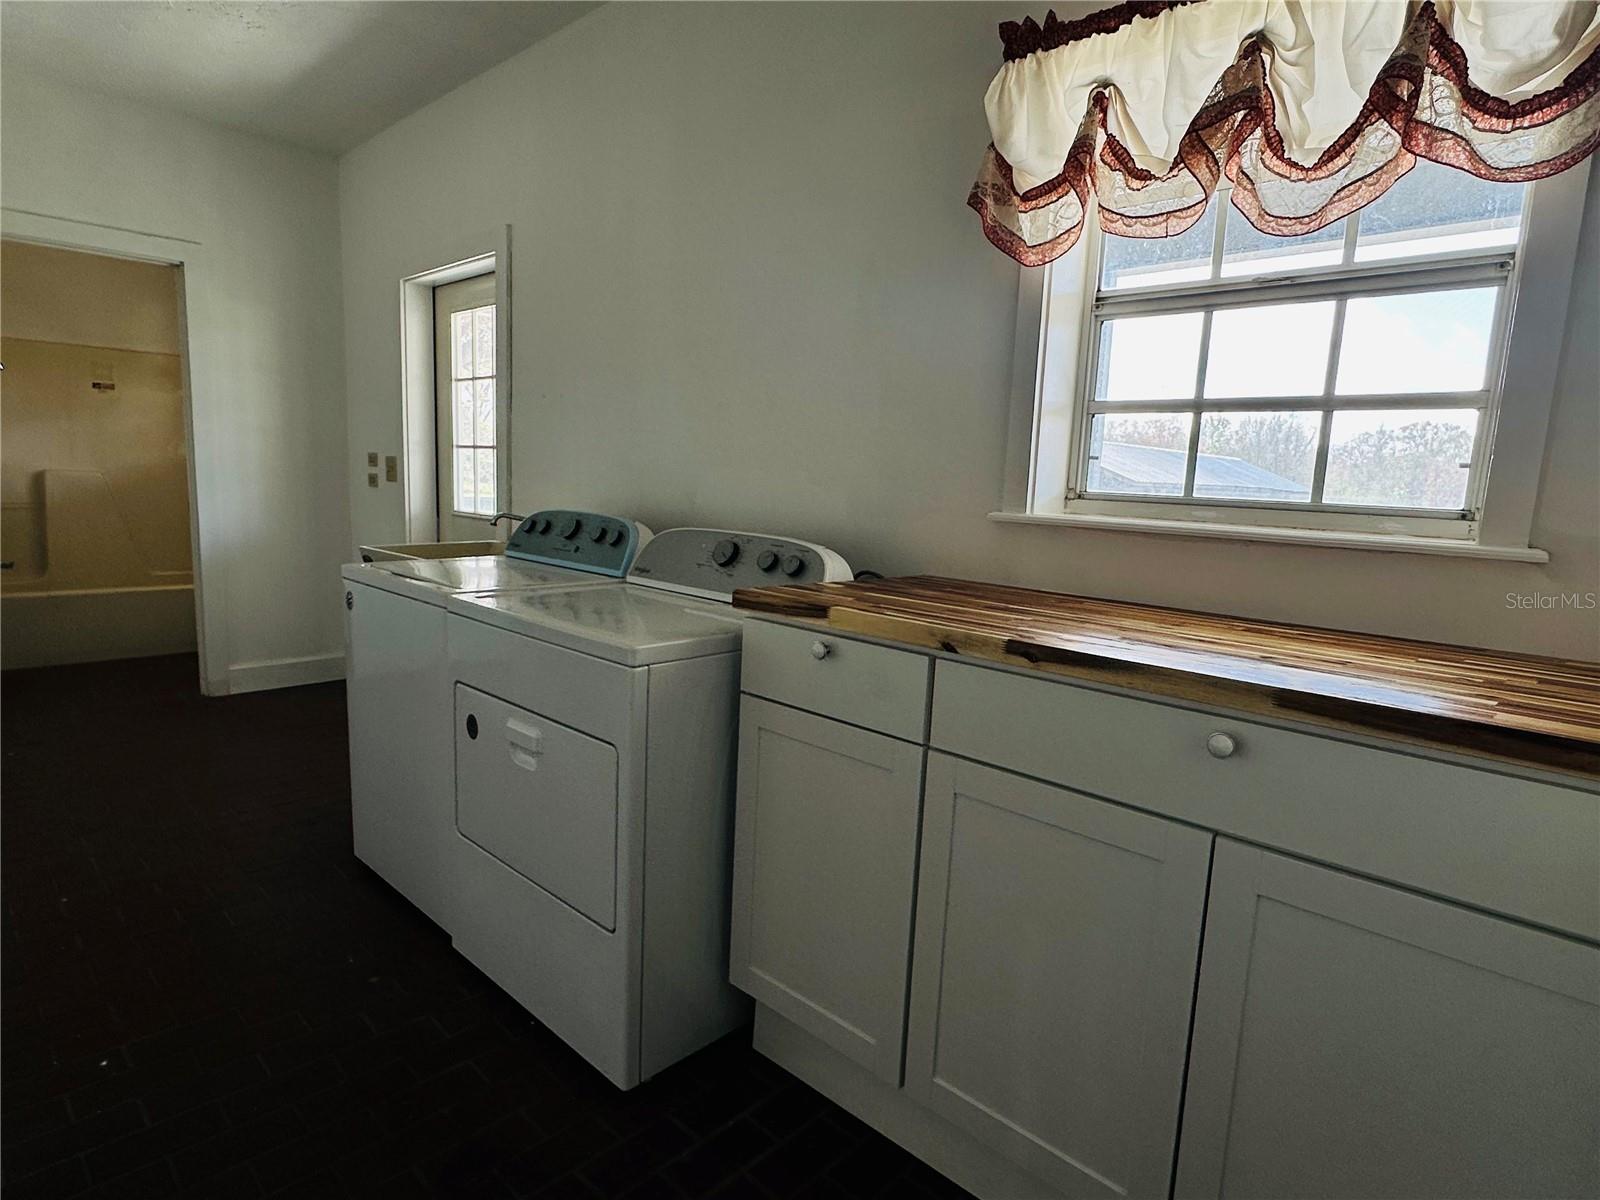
505 510 653 577
627 529 852 601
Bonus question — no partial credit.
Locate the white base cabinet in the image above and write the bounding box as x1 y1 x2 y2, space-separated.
906 754 1211 1199
729 620 1600 1200
729 696 923 1084
1176 839 1600 1200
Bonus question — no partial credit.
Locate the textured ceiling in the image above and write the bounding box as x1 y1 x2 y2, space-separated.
0 1 599 153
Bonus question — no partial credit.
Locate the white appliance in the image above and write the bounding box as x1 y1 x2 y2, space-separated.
342 510 651 931
444 529 852 1088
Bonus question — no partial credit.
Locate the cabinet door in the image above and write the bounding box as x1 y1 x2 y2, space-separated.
905 753 1212 1200
1176 839 1600 1200
345 582 452 928
729 696 923 1084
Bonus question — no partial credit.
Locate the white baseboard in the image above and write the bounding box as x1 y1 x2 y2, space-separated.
226 652 345 694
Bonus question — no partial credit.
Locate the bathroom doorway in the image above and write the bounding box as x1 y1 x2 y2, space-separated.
1 239 198 670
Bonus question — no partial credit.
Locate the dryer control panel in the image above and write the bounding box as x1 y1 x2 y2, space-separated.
627 529 852 602
505 510 652 577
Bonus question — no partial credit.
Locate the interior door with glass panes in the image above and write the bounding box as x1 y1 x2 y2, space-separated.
433 274 499 542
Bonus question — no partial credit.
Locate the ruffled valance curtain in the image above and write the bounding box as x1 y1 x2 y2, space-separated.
970 0 1600 265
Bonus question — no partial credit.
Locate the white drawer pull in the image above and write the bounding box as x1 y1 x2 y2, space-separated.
810 640 831 660
1206 732 1238 759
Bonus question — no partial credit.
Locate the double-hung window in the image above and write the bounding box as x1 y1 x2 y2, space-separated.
1008 158 1589 555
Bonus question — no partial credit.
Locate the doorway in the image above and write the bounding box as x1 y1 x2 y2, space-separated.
0 239 198 670
433 272 499 541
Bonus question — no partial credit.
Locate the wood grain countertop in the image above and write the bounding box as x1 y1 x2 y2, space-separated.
732 576 1600 779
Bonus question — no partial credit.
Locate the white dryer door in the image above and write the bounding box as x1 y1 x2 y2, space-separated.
455 684 619 931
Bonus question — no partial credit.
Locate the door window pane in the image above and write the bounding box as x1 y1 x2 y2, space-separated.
1085 412 1194 496
1195 411 1318 502
1204 301 1336 398
1356 160 1524 262
456 449 476 512
474 379 496 445
1096 313 1204 401
1101 204 1217 290
1323 408 1478 510
453 311 473 380
1335 288 1497 396
473 307 496 377
475 450 497 515
454 382 474 443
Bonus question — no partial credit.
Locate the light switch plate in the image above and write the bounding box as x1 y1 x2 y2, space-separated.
366 450 378 467
367 472 379 488
384 455 398 483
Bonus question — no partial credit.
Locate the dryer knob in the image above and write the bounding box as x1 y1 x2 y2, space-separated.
756 550 780 572
712 539 740 567
559 517 582 540
781 554 805 577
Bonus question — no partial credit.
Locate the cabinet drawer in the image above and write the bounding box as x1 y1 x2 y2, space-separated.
931 661 1600 941
741 619 929 742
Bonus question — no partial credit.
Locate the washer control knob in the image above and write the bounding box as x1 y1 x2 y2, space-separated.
1206 732 1238 759
559 517 582 540
591 525 609 543
609 527 626 546
534 517 551 535
756 550 780 572
781 554 805 577
712 539 740 567
810 640 830 660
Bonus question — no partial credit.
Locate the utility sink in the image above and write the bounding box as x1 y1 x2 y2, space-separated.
358 540 503 563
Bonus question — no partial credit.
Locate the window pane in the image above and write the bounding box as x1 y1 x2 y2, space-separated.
1355 160 1524 262
1195 411 1318 501
1096 313 1204 401
1085 412 1194 496
452 311 473 380
1323 408 1478 510
1204 300 1335 398
473 305 495 377
1221 208 1345 278
1335 288 1497 396
475 378 496 446
454 381 474 445
455 448 476 512
1101 203 1217 290
475 449 497 514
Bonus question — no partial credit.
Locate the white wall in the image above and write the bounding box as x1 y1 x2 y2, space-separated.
2 70 349 690
340 2 1600 660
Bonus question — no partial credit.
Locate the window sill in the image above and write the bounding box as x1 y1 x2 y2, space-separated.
988 510 1550 563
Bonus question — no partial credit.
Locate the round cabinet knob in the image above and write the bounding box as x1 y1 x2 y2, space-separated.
810 640 830 660
712 539 740 567
781 554 805 577
559 517 581 540
590 525 609 543
756 550 780 572
1206 732 1238 759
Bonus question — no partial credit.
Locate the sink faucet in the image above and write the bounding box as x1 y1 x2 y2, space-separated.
489 512 525 530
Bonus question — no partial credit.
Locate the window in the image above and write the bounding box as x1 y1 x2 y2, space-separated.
1004 158 1590 556
449 303 497 516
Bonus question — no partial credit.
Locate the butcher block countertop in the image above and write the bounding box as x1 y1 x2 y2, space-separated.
732 576 1600 779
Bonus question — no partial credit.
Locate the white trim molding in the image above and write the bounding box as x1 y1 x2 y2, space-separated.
227 652 346 695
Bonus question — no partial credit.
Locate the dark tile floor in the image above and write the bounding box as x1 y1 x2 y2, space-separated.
2 655 973 1200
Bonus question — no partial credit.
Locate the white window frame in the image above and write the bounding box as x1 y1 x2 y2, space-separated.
994 163 1594 561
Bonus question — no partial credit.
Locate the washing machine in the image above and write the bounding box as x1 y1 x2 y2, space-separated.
342 510 650 930
444 529 851 1088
